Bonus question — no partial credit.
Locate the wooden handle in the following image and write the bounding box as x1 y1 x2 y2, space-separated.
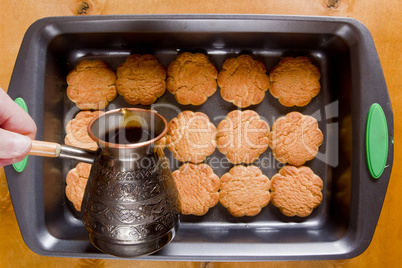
29 140 61 158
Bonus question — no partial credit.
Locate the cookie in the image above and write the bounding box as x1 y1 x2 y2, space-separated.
216 110 269 164
172 163 220 216
65 111 103 150
270 165 323 217
116 54 166 105
66 59 117 110
219 165 270 217
269 111 323 166
166 111 217 163
218 54 270 108
65 162 92 212
269 56 321 107
167 52 218 105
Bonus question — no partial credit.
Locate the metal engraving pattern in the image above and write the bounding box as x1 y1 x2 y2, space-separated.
82 152 179 246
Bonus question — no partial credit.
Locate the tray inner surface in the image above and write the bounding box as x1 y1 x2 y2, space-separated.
42 30 352 249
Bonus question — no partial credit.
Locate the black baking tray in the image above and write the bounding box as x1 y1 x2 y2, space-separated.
5 15 394 261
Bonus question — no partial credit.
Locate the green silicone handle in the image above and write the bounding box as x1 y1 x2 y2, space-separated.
12 97 29 172
366 103 388 179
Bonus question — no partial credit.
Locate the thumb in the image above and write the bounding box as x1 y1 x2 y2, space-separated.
0 128 32 159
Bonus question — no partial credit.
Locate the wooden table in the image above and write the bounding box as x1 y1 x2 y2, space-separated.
1 0 401 267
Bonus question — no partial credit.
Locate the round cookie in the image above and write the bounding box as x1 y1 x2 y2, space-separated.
65 111 103 150
269 111 323 166
65 162 92 212
116 54 166 105
270 165 323 217
166 111 217 163
216 110 269 164
269 56 321 107
219 165 270 217
167 52 218 105
66 59 117 110
218 54 270 108
172 163 220 216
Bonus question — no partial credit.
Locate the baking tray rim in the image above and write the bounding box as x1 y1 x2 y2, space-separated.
4 14 394 261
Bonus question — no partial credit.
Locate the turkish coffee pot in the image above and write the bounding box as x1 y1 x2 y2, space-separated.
28 108 180 258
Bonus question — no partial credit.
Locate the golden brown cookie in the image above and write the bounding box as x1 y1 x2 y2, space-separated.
172 163 220 216
219 165 270 217
270 165 323 217
116 54 166 105
269 111 323 166
167 52 218 105
66 59 117 110
216 110 269 164
217 54 270 108
166 111 217 163
269 56 321 107
65 162 92 212
65 111 103 150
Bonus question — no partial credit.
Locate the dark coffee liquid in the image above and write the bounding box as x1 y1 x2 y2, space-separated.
101 126 153 144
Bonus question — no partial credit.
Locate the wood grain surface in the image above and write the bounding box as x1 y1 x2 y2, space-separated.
1 0 401 267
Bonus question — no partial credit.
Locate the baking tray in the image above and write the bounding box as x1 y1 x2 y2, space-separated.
5 15 394 261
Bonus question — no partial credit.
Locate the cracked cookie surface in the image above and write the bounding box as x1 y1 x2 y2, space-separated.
116 54 166 105
219 165 270 217
65 162 91 212
65 111 103 150
269 111 323 166
218 54 270 108
270 165 323 217
173 163 220 216
166 111 217 163
269 56 321 107
67 59 117 110
216 110 269 164
167 52 218 105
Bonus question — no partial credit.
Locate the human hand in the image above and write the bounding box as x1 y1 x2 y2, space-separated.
0 88 37 167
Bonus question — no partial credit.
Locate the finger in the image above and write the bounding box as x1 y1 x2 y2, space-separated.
0 89 37 139
0 128 32 159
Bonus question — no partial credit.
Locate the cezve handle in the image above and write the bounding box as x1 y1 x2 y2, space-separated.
29 140 95 164
29 140 62 157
